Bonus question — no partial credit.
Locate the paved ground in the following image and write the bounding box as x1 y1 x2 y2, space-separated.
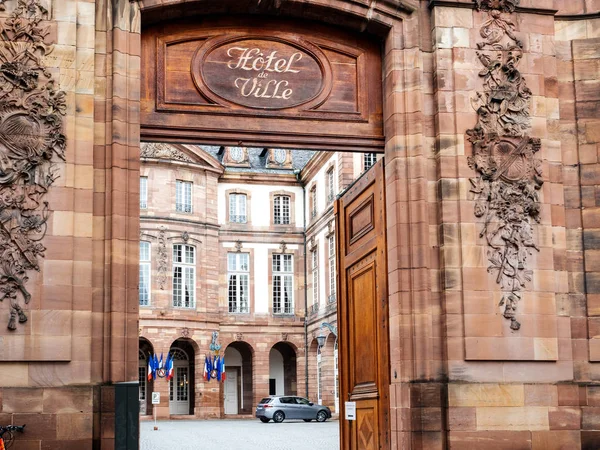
141 419 340 450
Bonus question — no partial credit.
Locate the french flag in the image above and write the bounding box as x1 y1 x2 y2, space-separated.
165 353 174 381
147 354 153 381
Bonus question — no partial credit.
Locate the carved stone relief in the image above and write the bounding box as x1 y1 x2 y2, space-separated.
141 142 193 162
0 0 66 330
157 227 168 289
234 240 243 252
468 0 542 330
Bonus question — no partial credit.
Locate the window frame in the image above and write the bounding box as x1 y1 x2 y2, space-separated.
328 234 336 301
309 185 317 219
363 153 377 172
311 246 319 308
172 244 196 308
139 241 151 306
273 194 291 225
140 176 148 210
272 253 294 315
175 180 193 213
326 167 335 203
229 192 248 224
227 252 250 314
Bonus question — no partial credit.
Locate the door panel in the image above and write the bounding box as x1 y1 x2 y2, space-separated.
336 159 389 450
224 369 238 414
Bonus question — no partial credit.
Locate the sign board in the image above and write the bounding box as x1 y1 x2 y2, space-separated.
194 37 330 110
141 17 384 151
345 401 356 420
151 392 160 405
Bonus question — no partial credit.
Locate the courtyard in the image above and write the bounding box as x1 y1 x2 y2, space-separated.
140 419 340 450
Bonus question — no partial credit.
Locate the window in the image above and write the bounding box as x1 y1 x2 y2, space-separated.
176 180 192 213
140 177 148 209
272 254 293 314
229 193 247 223
363 153 377 172
228 253 249 313
328 235 336 301
327 168 335 203
310 186 317 219
317 347 322 405
173 244 195 308
139 241 151 306
274 195 290 225
311 247 319 307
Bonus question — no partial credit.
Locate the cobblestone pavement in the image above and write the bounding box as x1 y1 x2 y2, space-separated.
141 419 340 450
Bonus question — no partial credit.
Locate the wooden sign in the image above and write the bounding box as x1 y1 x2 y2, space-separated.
193 36 332 110
142 17 384 152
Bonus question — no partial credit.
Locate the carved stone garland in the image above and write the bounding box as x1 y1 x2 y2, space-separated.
157 227 168 289
468 0 543 330
0 0 66 330
141 142 193 162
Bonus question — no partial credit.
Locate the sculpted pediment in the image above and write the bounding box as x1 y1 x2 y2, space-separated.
141 142 224 173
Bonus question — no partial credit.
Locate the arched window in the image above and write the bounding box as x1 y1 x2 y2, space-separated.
173 244 195 308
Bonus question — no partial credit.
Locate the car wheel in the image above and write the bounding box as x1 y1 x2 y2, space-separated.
260 418 270 423
273 411 285 423
303 419 312 422
316 410 328 422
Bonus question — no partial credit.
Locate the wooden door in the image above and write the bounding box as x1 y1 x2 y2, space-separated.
336 159 390 450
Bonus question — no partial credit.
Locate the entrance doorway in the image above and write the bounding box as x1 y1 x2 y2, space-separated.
139 10 388 449
169 348 190 415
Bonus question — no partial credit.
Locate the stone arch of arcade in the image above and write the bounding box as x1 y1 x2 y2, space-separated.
223 340 255 415
270 341 298 397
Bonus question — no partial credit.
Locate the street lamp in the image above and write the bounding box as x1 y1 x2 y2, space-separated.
316 332 326 348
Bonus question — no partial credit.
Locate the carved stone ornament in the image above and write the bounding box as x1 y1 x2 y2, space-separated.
234 240 243 252
182 231 189 242
157 227 168 289
475 0 519 13
140 142 193 162
281 332 288 341
0 0 67 330
279 240 287 253
181 327 190 338
469 0 542 331
235 332 243 341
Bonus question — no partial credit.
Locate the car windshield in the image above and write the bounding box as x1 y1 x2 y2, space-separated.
259 398 272 404
295 397 310 405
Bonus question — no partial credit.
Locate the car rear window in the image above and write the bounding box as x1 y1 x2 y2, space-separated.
259 398 272 404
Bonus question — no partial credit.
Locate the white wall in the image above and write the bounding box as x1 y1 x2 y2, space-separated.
304 152 339 220
218 183 304 227
269 348 285 395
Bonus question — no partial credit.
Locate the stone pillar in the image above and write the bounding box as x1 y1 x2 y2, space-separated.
0 0 140 448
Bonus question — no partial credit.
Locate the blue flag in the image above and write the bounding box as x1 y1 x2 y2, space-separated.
153 354 159 380
159 353 164 370
216 356 221 382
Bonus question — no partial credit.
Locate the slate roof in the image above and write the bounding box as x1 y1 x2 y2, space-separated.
194 145 316 174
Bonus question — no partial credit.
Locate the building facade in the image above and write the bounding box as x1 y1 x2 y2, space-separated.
138 144 373 418
0 0 599 448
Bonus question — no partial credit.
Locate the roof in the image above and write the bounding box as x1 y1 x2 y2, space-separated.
193 145 317 174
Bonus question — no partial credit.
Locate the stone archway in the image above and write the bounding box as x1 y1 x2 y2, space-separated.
169 338 198 416
224 341 255 415
270 341 298 396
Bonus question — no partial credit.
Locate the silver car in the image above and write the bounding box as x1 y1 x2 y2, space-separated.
255 396 332 423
